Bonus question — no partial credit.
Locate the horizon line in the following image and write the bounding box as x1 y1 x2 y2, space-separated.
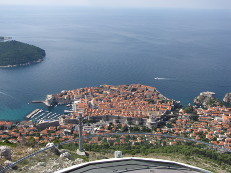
0 5 231 10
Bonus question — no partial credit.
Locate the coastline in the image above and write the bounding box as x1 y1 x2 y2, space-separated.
0 83 230 122
0 58 44 68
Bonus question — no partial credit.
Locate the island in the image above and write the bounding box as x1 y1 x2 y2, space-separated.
0 40 46 67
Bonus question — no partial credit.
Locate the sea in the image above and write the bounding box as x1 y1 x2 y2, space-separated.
0 6 231 121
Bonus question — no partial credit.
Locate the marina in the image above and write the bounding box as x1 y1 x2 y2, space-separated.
25 109 64 123
25 103 73 123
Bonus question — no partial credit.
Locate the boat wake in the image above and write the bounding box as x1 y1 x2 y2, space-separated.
0 91 16 99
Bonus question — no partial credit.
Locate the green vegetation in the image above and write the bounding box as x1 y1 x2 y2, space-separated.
0 40 45 66
207 98 224 107
59 143 79 151
26 136 36 147
84 143 231 167
131 88 137 92
183 106 195 113
0 140 17 147
146 99 155 104
189 114 199 121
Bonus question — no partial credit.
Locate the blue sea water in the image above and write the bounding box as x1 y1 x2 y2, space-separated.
0 6 231 121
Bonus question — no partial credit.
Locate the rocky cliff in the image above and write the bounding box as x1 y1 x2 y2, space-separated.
223 93 231 104
193 91 222 108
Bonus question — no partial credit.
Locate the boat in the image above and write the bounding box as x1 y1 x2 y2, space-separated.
64 110 73 113
154 77 166 80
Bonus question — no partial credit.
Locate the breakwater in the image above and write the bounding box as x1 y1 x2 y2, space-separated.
25 109 41 119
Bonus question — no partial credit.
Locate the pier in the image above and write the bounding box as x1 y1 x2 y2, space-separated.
25 109 41 119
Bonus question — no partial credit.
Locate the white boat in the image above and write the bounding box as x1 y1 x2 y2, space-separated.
154 77 166 80
64 110 73 113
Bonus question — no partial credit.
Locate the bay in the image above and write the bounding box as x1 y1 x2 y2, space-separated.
0 6 231 120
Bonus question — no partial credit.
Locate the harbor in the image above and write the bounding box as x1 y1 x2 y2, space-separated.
25 102 74 123
25 109 63 123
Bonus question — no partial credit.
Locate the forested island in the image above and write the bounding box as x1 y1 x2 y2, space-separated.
0 40 46 67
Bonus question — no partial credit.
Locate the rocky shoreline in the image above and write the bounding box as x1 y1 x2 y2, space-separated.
0 59 44 68
194 91 231 108
223 93 231 104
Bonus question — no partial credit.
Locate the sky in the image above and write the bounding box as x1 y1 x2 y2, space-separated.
0 0 231 9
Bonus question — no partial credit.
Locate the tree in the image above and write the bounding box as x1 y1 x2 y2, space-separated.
131 88 137 92
166 123 172 128
27 136 36 147
183 106 194 113
189 114 199 121
121 125 128 132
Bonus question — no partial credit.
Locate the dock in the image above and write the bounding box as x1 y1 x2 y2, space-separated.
26 109 41 119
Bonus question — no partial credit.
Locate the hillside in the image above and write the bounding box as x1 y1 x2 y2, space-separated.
0 40 45 67
1 144 230 173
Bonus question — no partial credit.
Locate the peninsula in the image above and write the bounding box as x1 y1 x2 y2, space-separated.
1 84 231 172
0 40 46 67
